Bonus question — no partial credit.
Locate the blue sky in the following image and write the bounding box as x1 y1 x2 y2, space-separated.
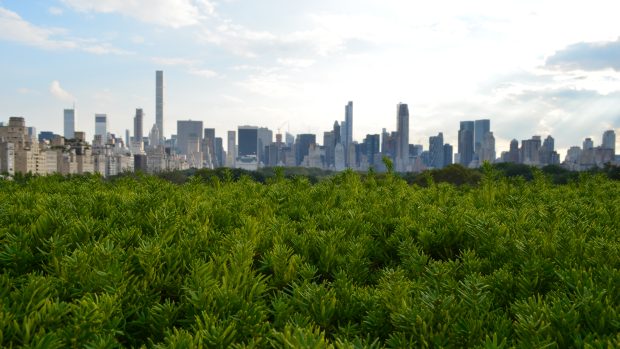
1 0 619 154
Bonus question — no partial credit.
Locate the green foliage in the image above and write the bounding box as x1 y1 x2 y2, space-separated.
0 172 619 347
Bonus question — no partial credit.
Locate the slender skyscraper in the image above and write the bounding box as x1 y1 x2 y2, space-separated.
345 101 353 147
156 71 164 142
474 119 490 155
602 130 616 154
396 103 410 171
64 109 75 139
134 108 144 143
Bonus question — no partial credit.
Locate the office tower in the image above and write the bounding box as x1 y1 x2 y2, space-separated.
38 131 55 143
257 127 273 164
429 132 444 169
295 134 316 166
363 134 380 166
134 109 144 144
474 119 490 155
125 129 130 147
323 131 335 168
443 144 453 167
479 132 496 163
539 135 559 165
521 136 542 165
95 114 108 139
227 131 236 167
458 121 474 166
333 121 341 145
508 139 520 163
396 103 410 171
602 130 616 153
215 137 224 167
345 101 353 149
177 120 203 155
149 124 160 148
156 71 164 142
238 126 259 158
64 109 75 139
583 138 594 150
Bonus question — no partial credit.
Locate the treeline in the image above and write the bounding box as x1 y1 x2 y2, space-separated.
142 162 620 187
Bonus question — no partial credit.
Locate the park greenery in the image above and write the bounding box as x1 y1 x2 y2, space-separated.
0 165 619 348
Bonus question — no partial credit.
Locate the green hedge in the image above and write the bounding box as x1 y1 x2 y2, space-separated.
0 171 618 348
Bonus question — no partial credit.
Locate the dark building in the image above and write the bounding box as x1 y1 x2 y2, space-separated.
238 126 258 158
363 134 381 166
215 137 224 167
295 134 316 166
458 121 474 166
443 144 453 167
38 131 56 143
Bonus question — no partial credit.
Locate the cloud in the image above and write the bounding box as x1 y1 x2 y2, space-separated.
48 7 64 16
546 38 620 71
189 68 218 78
0 7 76 49
0 7 129 55
151 57 200 67
49 81 75 102
61 0 215 28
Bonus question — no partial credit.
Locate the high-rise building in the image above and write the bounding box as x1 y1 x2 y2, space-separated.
602 130 616 153
429 132 444 169
458 121 474 166
443 144 453 167
474 119 490 155
362 134 380 166
323 131 335 168
295 134 316 166
64 109 75 139
134 109 143 144
227 131 236 167
396 103 410 171
479 132 496 163
238 126 259 158
156 71 164 142
95 114 108 140
257 127 273 164
215 137 224 168
177 120 203 155
344 101 353 149
583 138 594 150
521 136 542 165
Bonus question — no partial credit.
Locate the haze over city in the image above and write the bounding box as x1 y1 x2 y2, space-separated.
1 0 620 155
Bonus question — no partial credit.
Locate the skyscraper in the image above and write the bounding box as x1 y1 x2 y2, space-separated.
345 101 353 148
474 119 490 155
295 134 316 166
95 114 107 139
177 120 203 155
443 144 453 167
227 131 236 167
396 103 410 171
156 70 164 142
64 109 75 139
458 121 474 166
238 126 259 158
602 130 616 153
429 132 444 169
134 108 144 144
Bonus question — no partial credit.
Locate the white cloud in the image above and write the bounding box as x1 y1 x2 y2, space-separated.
48 7 64 16
61 0 216 28
189 69 218 78
151 57 200 67
0 7 76 49
49 81 75 102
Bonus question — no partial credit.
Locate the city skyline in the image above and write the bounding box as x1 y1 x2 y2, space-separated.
1 0 620 155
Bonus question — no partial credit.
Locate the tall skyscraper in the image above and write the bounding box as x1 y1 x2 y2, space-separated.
458 121 474 166
64 109 75 139
227 130 236 167
602 130 616 153
238 126 259 158
134 108 144 143
429 132 444 169
396 103 410 171
95 114 107 139
295 134 316 166
474 119 490 155
345 101 353 147
583 138 594 150
156 70 164 142
257 127 273 164
443 144 453 167
177 120 203 155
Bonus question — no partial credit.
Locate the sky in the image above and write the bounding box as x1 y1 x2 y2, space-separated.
1 0 619 156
